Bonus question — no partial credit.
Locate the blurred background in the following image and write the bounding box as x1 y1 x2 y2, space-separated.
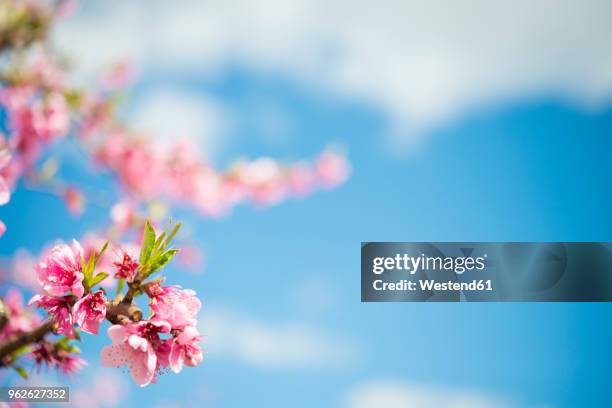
2 0 612 406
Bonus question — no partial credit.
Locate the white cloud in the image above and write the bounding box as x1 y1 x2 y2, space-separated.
130 87 229 157
199 308 359 371
55 0 612 145
341 380 519 408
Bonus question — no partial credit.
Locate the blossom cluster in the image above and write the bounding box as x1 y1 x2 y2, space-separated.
1 221 203 386
0 287 84 375
0 289 41 347
0 0 349 387
0 0 350 237
94 135 349 217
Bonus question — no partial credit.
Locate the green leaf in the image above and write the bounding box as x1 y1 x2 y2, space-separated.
146 249 179 278
96 241 109 263
14 366 28 379
163 222 182 248
82 251 97 291
67 345 81 354
11 345 30 360
153 231 167 253
89 272 109 288
56 337 70 348
139 221 156 265
80 255 87 276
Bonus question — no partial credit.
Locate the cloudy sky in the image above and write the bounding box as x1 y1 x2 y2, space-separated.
55 0 612 151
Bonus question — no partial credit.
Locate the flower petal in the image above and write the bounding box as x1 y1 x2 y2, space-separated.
169 343 184 374
107 325 128 343
0 178 10 206
128 334 148 352
129 350 155 387
101 344 130 368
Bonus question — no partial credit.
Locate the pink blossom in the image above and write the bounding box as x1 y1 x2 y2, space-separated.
72 291 107 335
28 54 67 90
193 172 234 217
315 150 350 188
94 135 161 198
92 126 350 216
113 252 139 282
35 240 85 297
63 186 85 216
110 200 137 231
101 321 171 386
64 187 85 217
0 146 12 206
287 163 316 197
58 353 86 374
0 136 17 238
1 86 65 167
30 92 70 142
32 341 86 374
29 295 75 338
168 326 203 373
0 289 41 340
146 284 201 329
236 158 287 206
10 249 40 291
77 93 113 138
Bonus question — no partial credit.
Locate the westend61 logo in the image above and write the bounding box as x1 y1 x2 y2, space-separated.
361 242 612 302
372 253 487 275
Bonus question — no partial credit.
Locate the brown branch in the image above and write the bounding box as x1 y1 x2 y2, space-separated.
105 301 142 325
0 320 56 366
0 299 8 332
0 288 144 368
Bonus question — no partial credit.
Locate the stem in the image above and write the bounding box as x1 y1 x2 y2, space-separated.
0 299 8 332
106 284 142 325
122 285 137 304
0 289 144 368
0 320 56 366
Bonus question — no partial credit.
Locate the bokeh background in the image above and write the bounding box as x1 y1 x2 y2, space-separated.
2 0 612 406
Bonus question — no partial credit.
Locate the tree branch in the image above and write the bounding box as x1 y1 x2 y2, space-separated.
0 320 56 366
0 299 8 333
0 290 143 367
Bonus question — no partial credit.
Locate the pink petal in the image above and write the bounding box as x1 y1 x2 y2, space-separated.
107 325 128 343
71 273 85 298
127 335 148 352
101 344 130 368
145 348 157 373
129 350 156 387
0 178 10 205
177 325 200 344
169 343 184 373
28 294 42 306
0 149 11 169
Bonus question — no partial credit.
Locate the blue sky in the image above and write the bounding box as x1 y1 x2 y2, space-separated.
2 1 612 407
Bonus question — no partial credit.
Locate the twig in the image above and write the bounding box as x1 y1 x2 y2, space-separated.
0 320 56 366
